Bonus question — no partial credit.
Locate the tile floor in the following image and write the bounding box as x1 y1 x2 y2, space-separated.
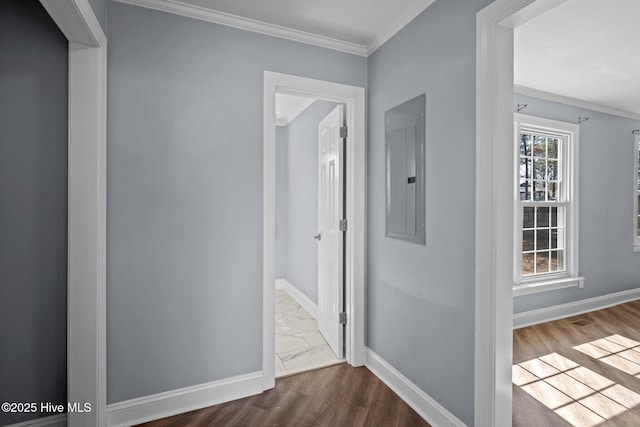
275 288 342 377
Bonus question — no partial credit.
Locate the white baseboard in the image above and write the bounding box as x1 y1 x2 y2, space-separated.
275 278 318 319
514 287 640 329
364 348 466 427
5 414 67 427
107 371 262 427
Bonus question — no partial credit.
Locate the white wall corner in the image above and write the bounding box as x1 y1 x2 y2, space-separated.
106 372 262 427
514 288 640 329
364 348 466 427
5 414 68 427
276 278 318 319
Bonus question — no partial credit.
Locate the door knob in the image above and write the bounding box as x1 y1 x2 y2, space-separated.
314 233 321 241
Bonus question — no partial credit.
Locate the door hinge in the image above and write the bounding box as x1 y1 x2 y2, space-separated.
340 126 348 138
339 218 347 232
339 312 347 325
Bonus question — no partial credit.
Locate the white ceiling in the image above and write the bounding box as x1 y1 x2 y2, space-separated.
515 0 640 116
275 93 316 126
121 0 434 55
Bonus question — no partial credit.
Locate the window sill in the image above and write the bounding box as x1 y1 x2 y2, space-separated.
513 276 584 297
634 244 640 253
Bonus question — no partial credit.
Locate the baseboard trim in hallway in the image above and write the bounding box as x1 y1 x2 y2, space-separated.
4 414 67 427
106 371 262 427
364 348 466 427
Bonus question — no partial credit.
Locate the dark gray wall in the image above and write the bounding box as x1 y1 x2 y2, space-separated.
276 101 339 303
513 94 640 313
367 1 491 424
0 1 68 424
107 1 366 403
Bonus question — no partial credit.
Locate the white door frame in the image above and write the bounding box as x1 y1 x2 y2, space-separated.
263 71 366 390
39 1 107 426
475 0 566 425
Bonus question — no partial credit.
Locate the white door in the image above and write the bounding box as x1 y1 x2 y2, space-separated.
316 105 345 359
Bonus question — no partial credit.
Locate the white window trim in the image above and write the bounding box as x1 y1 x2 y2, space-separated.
513 114 583 296
634 135 640 252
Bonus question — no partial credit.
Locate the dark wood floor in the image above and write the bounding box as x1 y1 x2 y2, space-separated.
513 300 640 426
137 363 430 427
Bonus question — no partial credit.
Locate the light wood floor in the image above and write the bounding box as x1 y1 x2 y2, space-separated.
137 363 430 427
513 300 640 426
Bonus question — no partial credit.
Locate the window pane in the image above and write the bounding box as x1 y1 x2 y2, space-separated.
551 250 564 272
523 207 535 228
534 158 546 180
520 158 532 180
536 252 549 273
547 182 558 202
536 207 549 227
551 207 558 227
548 160 558 180
522 253 534 276
520 133 532 156
551 228 558 249
537 229 550 250
523 230 534 251
534 181 546 201
520 180 532 201
533 136 546 157
548 138 559 159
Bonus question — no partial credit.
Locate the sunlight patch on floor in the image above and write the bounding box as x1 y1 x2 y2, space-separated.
513 337 640 427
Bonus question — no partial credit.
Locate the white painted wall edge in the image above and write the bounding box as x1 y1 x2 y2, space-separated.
275 278 318 319
5 414 67 427
364 348 466 427
514 288 640 329
106 372 262 427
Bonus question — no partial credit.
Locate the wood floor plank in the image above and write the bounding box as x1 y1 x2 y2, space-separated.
514 300 640 426
136 364 430 427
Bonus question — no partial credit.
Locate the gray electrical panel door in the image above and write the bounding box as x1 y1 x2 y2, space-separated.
385 94 426 245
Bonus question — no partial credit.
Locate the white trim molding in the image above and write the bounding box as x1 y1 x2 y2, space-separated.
107 372 262 427
634 135 640 251
113 0 367 56
365 349 466 427
37 1 108 426
515 85 640 121
5 414 67 427
514 288 640 329
275 279 318 319
113 0 438 57
263 71 366 392
513 276 584 297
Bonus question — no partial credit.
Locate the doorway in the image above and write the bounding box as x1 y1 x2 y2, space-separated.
273 96 345 376
262 71 365 391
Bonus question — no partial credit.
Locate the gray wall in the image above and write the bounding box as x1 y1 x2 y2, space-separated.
366 1 491 424
513 94 640 313
0 1 68 424
276 101 339 303
107 1 366 403
88 0 107 34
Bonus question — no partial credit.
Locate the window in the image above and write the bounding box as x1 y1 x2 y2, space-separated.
514 114 583 296
634 135 640 251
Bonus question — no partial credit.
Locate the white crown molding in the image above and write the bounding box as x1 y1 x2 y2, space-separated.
366 0 436 55
113 0 368 56
107 371 262 426
515 85 640 121
365 348 467 427
5 414 67 427
513 288 640 329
